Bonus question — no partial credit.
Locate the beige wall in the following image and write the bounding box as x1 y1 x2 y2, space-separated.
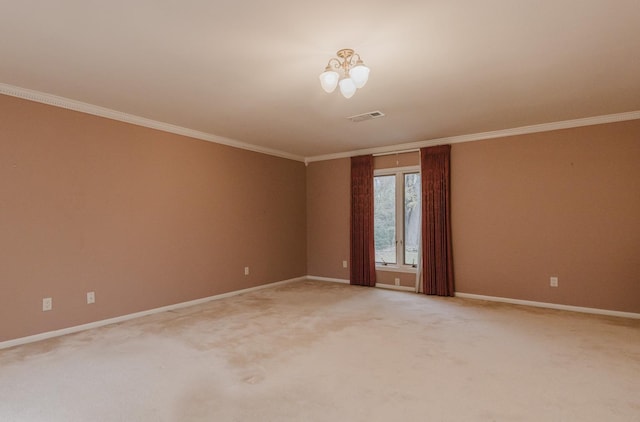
307 121 640 313
376 271 417 288
452 120 640 313
306 158 350 279
0 95 307 342
373 152 419 169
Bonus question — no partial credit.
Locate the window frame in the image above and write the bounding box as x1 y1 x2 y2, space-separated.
373 165 420 273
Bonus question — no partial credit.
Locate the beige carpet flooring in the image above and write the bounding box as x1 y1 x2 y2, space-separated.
1 280 639 421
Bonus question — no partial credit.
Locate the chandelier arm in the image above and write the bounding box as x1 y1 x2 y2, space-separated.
326 58 342 70
347 53 360 67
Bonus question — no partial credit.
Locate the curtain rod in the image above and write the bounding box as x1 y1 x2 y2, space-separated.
372 148 420 157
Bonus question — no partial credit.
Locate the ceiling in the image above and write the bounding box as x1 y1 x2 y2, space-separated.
1 1 639 160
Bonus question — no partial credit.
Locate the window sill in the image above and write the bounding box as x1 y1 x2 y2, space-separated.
375 265 418 274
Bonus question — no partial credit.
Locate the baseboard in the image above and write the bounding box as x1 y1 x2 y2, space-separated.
0 276 306 350
306 275 350 284
375 283 415 292
9 280 633 350
307 276 417 293
455 292 640 319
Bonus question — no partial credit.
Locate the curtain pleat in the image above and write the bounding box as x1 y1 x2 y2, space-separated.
350 155 376 287
420 145 454 296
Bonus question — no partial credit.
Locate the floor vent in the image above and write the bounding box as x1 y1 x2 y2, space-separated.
346 110 385 123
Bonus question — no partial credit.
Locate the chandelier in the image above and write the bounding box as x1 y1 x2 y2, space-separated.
319 48 370 99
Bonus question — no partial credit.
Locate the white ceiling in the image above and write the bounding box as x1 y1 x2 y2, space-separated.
1 1 639 160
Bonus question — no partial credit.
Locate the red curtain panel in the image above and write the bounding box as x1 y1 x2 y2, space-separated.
350 155 376 287
421 145 455 296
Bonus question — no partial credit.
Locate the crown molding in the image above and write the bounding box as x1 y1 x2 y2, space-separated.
305 110 640 163
3 83 638 165
0 83 305 163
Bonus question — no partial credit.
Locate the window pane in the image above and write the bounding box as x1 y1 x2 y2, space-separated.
404 173 420 266
374 175 396 264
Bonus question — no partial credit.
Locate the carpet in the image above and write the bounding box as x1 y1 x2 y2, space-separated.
1 280 638 421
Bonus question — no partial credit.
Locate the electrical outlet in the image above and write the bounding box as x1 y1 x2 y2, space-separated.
87 291 95 304
42 297 52 311
244 266 250 276
342 260 348 268
550 277 558 287
395 278 400 286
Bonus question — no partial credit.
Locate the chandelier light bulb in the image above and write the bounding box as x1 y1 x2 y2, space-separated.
349 63 370 88
319 68 339 93
339 77 357 99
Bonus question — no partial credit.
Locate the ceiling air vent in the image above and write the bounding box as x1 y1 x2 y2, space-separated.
346 110 385 123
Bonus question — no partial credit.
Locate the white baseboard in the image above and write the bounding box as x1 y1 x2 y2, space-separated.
308 276 417 293
8 280 634 350
375 283 415 292
0 276 305 350
455 292 640 319
306 275 350 284
308 275 418 293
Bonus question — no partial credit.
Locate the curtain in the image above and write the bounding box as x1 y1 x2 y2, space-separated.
414 204 423 293
420 145 454 296
350 155 376 287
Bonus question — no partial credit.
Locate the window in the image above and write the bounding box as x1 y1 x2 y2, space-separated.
374 167 421 269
